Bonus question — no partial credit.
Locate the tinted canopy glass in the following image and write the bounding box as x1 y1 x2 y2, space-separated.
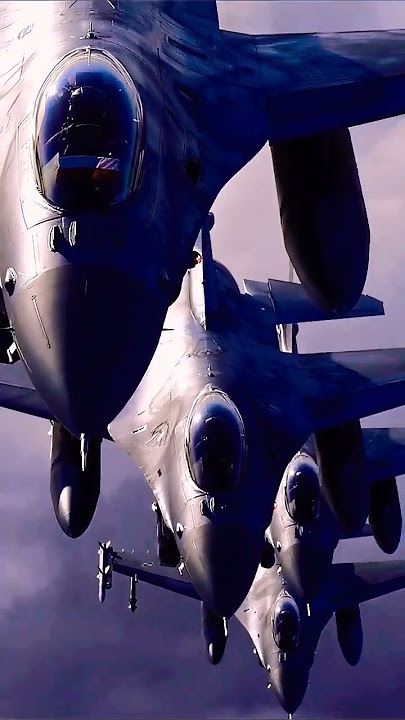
272 592 300 652
284 456 320 525
185 390 245 493
33 48 143 210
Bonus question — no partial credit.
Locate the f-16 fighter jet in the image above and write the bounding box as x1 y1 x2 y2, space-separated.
106 213 405 619
236 558 405 716
261 429 405 605
97 542 405 716
2 1 405 442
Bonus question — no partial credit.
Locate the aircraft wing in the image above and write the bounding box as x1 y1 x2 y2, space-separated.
0 365 112 439
110 548 200 601
244 279 383 325
159 1 219 33
223 29 405 142
363 428 405 482
0 366 53 422
329 561 405 611
297 348 405 432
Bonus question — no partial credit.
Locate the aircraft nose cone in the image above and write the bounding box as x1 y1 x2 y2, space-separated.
55 486 95 538
182 524 262 618
271 664 309 715
12 265 163 436
279 543 333 603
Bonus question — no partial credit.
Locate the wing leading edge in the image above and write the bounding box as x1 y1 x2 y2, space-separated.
223 29 405 142
103 546 405 615
297 348 405 432
0 378 53 422
330 561 405 611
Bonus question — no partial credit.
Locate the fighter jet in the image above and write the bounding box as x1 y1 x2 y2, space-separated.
96 539 405 716
1 212 405 610
262 428 405 604
235 558 405 716
2 1 405 444
108 213 405 618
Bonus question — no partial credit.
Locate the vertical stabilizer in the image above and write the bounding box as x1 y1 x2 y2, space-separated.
188 213 217 329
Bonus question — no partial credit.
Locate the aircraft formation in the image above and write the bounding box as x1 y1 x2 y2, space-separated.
1 0 405 715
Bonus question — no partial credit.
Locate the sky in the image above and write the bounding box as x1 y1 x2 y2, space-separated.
1 2 405 719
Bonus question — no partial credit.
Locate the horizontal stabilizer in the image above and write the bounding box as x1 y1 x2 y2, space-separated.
243 278 384 325
224 29 405 143
330 561 405 611
299 348 405 431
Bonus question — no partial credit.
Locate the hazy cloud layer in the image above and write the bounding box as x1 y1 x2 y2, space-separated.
0 2 405 718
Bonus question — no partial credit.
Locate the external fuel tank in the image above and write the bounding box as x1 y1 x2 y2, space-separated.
271 128 369 314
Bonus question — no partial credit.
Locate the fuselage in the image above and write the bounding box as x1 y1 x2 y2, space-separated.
268 450 340 602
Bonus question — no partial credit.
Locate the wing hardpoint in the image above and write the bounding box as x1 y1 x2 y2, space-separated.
101 545 200 601
223 29 405 142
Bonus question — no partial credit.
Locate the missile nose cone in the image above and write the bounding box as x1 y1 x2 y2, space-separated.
12 265 163 436
183 524 262 618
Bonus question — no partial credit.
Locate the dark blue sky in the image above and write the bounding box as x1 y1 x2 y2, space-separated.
1 2 405 718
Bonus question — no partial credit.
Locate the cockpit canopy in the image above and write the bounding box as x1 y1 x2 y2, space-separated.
185 389 246 494
284 455 320 525
272 591 301 652
33 48 143 211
